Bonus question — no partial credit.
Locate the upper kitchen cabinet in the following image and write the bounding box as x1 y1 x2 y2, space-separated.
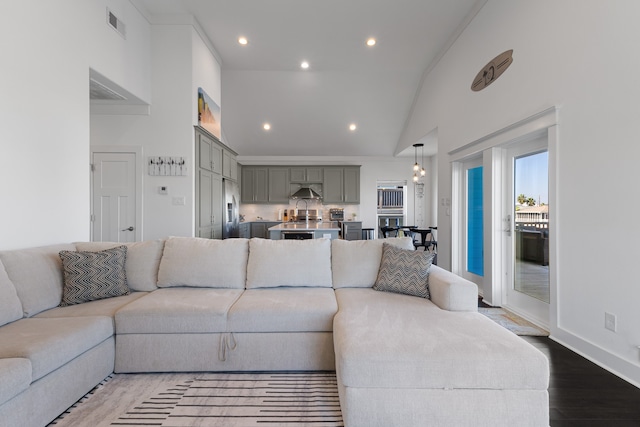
222 150 238 181
241 166 269 203
197 131 222 175
323 166 360 204
268 168 290 203
290 167 323 183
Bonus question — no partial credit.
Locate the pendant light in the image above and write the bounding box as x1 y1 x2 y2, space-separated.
412 143 424 182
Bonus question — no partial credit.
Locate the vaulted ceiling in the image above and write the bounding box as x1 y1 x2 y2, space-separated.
133 0 485 157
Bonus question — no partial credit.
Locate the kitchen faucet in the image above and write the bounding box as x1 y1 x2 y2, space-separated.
295 199 309 224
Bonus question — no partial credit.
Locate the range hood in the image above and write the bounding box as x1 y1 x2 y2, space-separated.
291 187 322 200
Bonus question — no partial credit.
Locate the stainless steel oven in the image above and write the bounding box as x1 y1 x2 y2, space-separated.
281 231 314 240
329 208 344 221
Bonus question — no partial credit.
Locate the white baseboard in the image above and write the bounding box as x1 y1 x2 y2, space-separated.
551 327 640 389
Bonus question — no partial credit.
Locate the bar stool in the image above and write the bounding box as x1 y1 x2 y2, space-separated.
380 226 399 238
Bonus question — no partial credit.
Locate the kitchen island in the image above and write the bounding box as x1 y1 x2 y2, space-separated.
269 222 341 240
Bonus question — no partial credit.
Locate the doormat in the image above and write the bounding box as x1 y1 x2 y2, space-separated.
478 307 549 336
49 372 343 427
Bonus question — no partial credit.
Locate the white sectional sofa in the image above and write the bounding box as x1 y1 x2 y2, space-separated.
0 237 550 427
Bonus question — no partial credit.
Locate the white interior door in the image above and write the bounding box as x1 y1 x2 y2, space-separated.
504 137 549 327
91 151 139 242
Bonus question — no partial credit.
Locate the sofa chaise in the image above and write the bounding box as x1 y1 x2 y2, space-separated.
0 236 549 427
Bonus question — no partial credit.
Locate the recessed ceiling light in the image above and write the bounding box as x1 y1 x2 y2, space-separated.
263 123 271 131
349 124 357 131
300 61 309 70
238 36 248 45
366 38 376 47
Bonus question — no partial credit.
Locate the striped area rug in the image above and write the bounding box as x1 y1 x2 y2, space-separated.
49 372 343 427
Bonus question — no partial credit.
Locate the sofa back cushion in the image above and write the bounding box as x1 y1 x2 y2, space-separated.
0 244 75 317
0 261 23 326
331 237 415 288
157 237 249 289
75 239 164 291
246 238 332 289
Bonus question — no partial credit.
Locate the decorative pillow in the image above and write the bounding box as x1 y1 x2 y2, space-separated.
373 243 434 299
58 246 130 306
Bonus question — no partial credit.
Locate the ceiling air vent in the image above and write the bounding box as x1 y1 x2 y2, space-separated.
106 8 126 39
89 78 127 101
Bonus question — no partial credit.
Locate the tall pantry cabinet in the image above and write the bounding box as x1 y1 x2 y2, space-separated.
195 126 237 239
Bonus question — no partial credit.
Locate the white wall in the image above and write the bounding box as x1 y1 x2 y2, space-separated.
400 0 640 385
0 0 149 250
91 22 223 240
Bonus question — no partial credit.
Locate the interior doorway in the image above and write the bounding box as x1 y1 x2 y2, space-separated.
376 181 407 238
90 146 143 242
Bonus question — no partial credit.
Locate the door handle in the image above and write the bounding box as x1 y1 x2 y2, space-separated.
121 226 134 232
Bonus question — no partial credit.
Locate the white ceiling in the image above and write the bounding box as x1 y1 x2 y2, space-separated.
133 0 485 157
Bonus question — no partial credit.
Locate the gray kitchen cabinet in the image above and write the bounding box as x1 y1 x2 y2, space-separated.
196 168 222 239
344 166 360 203
222 150 238 181
268 168 290 203
322 166 360 204
195 127 223 239
290 167 323 183
239 222 250 238
241 167 269 203
250 221 280 239
197 131 222 174
342 221 362 240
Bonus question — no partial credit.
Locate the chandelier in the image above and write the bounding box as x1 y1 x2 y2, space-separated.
412 143 425 182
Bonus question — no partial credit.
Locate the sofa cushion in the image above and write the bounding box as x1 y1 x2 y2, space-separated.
0 244 75 317
75 240 164 291
59 246 130 306
246 238 332 289
0 260 23 326
333 288 549 390
228 288 338 332
331 237 414 288
157 237 248 289
115 288 243 334
373 243 434 299
0 358 32 406
0 316 113 381
35 292 148 319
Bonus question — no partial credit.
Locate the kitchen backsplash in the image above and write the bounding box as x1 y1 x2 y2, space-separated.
241 202 360 222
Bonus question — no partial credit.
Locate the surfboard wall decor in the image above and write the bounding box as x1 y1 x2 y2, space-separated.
471 49 513 92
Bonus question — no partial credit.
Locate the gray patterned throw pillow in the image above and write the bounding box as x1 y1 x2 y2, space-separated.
59 246 130 306
373 243 434 299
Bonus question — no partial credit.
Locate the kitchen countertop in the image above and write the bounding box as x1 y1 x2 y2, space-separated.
268 221 340 231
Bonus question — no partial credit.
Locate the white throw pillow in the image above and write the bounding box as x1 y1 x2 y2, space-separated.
331 237 414 288
75 240 164 292
0 261 23 326
246 238 332 289
157 237 249 289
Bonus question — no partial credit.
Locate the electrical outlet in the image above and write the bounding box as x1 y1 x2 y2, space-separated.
605 312 617 332
172 196 185 206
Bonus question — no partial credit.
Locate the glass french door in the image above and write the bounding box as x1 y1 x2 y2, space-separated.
505 137 549 324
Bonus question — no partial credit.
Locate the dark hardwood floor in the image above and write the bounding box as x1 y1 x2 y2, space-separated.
521 336 640 426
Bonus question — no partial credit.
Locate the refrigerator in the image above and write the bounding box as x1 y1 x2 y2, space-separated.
223 178 240 239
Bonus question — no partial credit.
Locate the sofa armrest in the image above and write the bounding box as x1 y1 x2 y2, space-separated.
428 265 478 312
